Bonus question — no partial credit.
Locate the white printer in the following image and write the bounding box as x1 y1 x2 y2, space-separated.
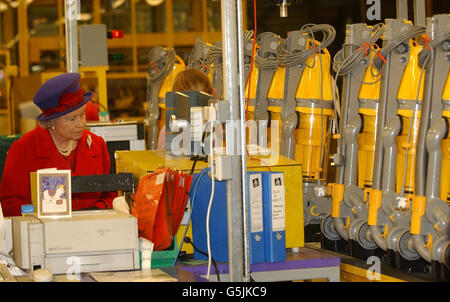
12 210 139 274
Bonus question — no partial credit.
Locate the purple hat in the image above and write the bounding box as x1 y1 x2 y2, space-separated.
33 73 93 121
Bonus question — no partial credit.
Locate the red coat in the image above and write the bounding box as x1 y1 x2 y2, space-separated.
0 126 117 217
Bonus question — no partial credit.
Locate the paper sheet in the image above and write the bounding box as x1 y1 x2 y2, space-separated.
89 269 177 282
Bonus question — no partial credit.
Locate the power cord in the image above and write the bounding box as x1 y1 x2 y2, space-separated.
206 121 215 280
184 236 221 282
173 122 216 273
371 25 426 76
188 41 212 73
331 23 385 133
189 155 208 174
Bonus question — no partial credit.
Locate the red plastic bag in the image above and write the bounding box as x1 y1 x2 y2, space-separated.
131 167 192 251
131 167 167 246
171 172 193 236
152 169 174 250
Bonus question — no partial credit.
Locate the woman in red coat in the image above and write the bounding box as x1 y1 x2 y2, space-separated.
0 73 116 216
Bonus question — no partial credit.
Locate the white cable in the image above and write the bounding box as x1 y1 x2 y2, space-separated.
206 120 215 280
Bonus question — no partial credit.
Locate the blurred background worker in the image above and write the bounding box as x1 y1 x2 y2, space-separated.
157 68 216 150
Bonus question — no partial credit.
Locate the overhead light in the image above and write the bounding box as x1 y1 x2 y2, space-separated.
0 2 8 12
8 1 18 8
6 0 32 7
112 0 125 9
145 0 164 6
78 13 92 21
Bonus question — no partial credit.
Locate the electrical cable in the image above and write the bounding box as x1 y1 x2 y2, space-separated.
89 100 108 113
147 47 176 83
172 168 209 267
331 23 385 130
173 121 219 272
254 32 281 70
206 121 215 280
275 24 336 175
371 25 426 77
417 31 450 70
171 123 216 277
276 23 335 68
188 41 211 73
332 23 384 76
206 43 223 69
184 236 221 281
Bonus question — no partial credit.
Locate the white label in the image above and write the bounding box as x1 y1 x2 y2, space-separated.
271 174 285 232
155 172 165 186
249 174 263 233
190 107 203 142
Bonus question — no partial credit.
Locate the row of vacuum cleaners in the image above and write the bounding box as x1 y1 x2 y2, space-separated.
143 14 449 281
317 15 450 282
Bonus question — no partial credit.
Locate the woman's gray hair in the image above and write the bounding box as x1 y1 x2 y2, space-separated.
37 119 56 129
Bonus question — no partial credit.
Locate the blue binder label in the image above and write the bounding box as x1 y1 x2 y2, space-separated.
270 174 285 232
249 174 263 233
262 172 286 263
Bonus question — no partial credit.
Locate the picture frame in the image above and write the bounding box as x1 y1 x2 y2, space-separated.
37 169 72 219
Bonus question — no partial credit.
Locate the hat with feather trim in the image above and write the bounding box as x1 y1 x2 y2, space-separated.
33 73 93 121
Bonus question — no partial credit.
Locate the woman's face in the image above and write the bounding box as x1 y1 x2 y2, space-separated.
53 105 86 141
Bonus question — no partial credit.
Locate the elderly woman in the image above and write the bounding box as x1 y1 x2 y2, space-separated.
0 73 116 216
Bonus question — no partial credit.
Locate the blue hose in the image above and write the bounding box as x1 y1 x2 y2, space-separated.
172 167 210 266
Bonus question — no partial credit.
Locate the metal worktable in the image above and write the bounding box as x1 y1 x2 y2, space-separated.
179 247 341 282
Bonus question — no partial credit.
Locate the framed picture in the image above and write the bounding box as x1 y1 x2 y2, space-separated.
37 169 72 218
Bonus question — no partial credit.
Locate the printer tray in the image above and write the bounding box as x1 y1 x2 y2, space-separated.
44 251 138 275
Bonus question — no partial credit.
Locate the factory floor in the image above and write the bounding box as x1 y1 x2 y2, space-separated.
303 242 433 282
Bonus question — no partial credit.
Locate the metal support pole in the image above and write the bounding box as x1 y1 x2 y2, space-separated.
396 0 408 20
413 0 426 26
65 0 79 73
221 0 249 282
236 0 250 283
